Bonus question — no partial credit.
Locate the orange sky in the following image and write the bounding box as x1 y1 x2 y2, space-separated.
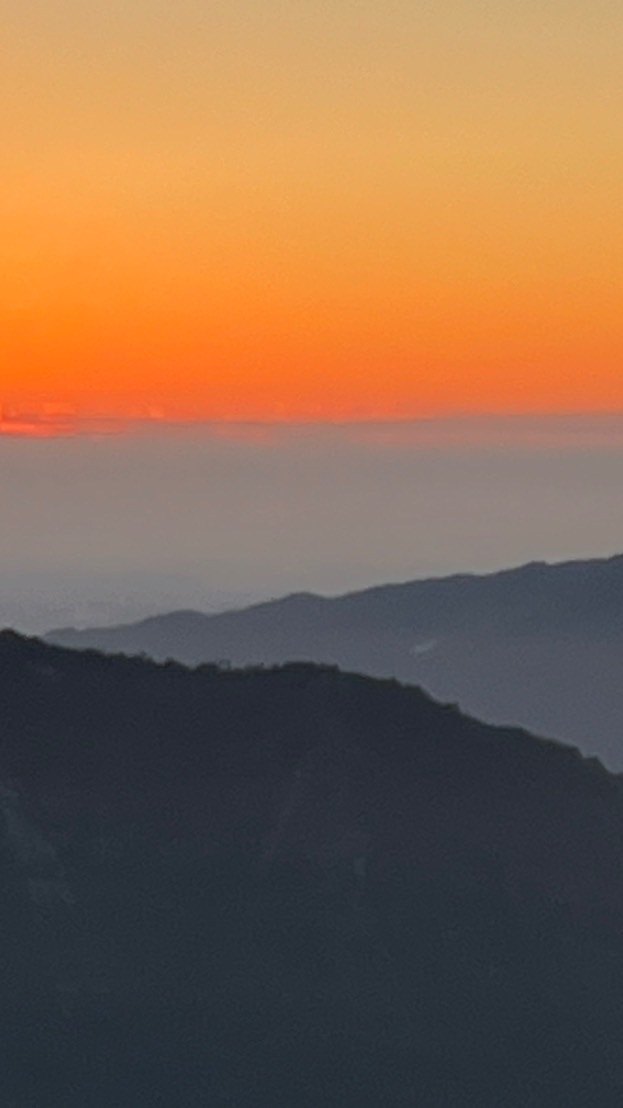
2 1 622 426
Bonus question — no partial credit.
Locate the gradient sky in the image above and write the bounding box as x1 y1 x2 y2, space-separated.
3 0 623 423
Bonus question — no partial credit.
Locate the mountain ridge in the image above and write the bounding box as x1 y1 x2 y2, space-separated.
2 630 623 1104
44 553 623 767
47 553 623 636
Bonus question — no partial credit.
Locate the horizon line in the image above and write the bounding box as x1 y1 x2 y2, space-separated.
3 408 623 441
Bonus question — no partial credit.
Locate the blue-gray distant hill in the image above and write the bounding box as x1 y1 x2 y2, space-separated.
2 630 623 1104
46 554 623 767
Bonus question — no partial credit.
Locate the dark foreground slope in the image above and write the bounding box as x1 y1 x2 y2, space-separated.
2 631 623 1106
46 554 623 767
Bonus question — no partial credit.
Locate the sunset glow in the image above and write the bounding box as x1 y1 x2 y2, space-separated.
3 1 622 431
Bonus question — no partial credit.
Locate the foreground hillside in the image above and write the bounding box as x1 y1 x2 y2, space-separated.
47 554 623 767
1 631 623 1105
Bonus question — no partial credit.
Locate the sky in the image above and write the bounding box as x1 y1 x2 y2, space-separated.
2 0 623 423
2 3 622 629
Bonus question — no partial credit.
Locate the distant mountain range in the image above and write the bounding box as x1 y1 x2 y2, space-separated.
47 554 623 767
2 630 623 1104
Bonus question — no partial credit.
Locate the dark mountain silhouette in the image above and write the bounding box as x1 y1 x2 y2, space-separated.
1 630 623 1104
47 553 623 766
